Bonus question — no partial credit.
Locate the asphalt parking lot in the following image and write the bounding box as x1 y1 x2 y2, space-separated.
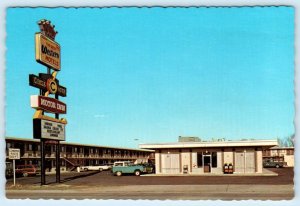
6 168 294 200
6 167 294 186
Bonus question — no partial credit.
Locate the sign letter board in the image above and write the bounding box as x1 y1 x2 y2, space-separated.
9 148 20 160
33 119 65 141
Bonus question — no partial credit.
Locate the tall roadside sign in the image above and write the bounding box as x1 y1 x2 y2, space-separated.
29 19 67 185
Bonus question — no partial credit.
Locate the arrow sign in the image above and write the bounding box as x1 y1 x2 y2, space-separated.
29 74 67 97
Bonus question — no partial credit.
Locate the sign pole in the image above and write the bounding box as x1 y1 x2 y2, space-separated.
55 76 60 183
13 159 16 186
41 139 46 185
56 141 60 183
40 70 46 186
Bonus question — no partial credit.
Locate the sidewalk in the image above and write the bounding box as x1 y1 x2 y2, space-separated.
142 169 278 176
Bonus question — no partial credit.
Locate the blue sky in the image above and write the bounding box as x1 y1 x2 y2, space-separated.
6 7 294 148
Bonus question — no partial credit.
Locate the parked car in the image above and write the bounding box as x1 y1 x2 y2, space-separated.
15 164 38 177
137 162 155 174
112 161 148 176
99 164 112 170
80 165 111 171
5 162 13 178
263 159 286 168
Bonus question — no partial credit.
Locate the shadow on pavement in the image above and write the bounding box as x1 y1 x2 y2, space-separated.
47 171 101 185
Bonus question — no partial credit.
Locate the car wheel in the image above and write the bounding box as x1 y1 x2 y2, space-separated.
276 164 280 168
84 168 88 171
23 173 28 177
134 170 141 176
116 171 122 176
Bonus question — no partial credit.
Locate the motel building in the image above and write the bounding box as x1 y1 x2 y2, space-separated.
6 137 154 172
139 137 278 175
263 146 294 167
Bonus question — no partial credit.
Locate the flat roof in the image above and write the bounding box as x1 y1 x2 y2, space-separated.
139 139 278 149
5 137 154 152
269 146 294 150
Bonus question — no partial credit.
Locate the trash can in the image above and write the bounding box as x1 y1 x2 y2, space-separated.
224 163 228 174
183 165 188 174
228 163 233 174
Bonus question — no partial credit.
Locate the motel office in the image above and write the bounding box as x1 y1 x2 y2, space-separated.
140 137 278 174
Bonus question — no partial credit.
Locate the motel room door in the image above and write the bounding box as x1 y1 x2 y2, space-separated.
161 153 180 174
235 151 245 173
245 150 255 173
235 150 255 173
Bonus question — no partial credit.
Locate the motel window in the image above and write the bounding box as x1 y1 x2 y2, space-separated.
197 153 203 167
32 144 37 151
212 152 217 168
28 144 32 151
287 150 294 155
74 147 77 152
7 143 11 149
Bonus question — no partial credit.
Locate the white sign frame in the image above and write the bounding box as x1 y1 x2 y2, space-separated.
8 148 20 160
33 118 66 141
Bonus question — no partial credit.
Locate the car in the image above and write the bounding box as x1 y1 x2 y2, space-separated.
112 161 148 176
263 159 286 168
6 162 13 178
15 164 38 177
80 165 106 172
98 164 112 170
137 162 155 173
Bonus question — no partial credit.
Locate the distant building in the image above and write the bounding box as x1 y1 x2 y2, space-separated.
140 138 278 175
5 137 154 172
178 136 201 142
262 147 294 167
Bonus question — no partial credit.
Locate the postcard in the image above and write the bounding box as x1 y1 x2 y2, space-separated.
4 6 295 201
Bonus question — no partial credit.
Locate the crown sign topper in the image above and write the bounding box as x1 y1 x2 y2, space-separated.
37 19 58 40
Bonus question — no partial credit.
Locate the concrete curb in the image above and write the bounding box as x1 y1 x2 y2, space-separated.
141 173 278 177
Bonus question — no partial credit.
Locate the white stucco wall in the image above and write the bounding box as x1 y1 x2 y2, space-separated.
223 148 234 165
256 149 262 173
284 155 294 167
155 152 161 174
191 152 203 174
181 149 191 173
211 151 223 174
